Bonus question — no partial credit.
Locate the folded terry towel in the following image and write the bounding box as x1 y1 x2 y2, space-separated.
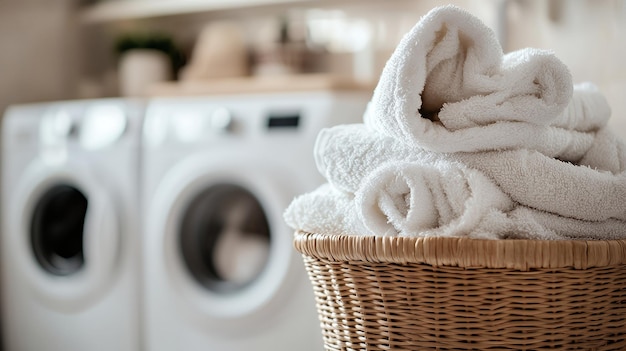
457 145 626 222
437 48 573 131
550 82 611 132
498 206 626 241
314 124 432 193
316 123 626 223
439 81 609 136
364 5 607 158
577 127 626 173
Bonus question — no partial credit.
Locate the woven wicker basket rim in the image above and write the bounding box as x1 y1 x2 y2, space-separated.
293 231 626 270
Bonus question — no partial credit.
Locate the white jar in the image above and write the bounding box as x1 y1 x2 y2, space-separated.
118 49 171 96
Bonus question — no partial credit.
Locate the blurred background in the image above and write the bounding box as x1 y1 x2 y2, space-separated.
1 0 625 137
0 1 625 351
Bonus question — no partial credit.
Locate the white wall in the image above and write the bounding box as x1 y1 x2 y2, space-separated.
0 0 79 115
506 0 626 139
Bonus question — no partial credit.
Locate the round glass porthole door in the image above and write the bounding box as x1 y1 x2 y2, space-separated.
30 184 88 276
179 184 271 294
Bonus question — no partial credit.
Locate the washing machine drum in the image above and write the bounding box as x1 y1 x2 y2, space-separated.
179 184 271 293
11 163 120 311
30 184 88 276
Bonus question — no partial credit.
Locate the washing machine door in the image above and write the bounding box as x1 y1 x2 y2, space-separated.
149 152 310 331
8 160 119 312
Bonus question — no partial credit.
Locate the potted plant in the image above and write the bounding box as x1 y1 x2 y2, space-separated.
115 32 184 96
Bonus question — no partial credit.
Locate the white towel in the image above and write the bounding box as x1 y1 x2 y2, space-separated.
283 175 516 240
364 5 606 159
577 127 626 174
456 145 626 222
355 161 513 239
437 49 573 131
213 197 270 284
314 123 432 193
314 124 626 195
288 156 624 240
283 183 370 236
551 82 611 132
282 181 626 240
284 5 626 241
314 123 626 232
499 207 626 241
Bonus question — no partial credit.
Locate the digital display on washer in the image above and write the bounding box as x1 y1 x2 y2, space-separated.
179 184 271 294
30 184 88 276
267 113 300 129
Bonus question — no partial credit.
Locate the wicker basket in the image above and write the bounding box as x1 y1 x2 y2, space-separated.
294 231 626 350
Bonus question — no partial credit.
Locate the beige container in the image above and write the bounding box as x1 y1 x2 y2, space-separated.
181 21 248 81
294 231 626 350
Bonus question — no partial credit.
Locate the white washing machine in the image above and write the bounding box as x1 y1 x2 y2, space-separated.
142 90 370 351
1 99 144 351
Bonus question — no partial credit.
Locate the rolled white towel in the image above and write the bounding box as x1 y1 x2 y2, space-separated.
355 161 513 239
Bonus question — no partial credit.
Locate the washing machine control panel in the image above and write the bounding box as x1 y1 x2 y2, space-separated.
80 104 128 150
41 109 76 145
40 102 129 151
209 107 234 133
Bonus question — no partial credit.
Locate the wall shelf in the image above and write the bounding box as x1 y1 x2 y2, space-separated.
80 0 315 23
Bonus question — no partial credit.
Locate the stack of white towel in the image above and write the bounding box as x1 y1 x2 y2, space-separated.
284 5 626 240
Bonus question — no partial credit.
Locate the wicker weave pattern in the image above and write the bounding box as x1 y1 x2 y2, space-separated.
295 232 626 350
